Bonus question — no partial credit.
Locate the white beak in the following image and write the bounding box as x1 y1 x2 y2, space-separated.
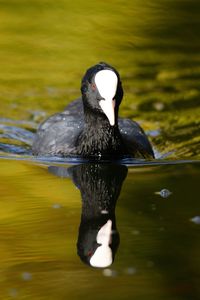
95 70 118 126
90 220 113 268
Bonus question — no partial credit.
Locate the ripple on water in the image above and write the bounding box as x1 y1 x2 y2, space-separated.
0 121 199 168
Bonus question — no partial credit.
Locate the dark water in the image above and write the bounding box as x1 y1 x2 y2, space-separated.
0 0 200 299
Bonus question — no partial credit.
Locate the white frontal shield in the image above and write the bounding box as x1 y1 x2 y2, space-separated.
95 70 118 126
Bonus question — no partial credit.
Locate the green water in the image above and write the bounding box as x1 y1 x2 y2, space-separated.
0 0 200 299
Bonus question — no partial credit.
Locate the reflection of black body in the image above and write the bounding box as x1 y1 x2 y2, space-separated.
49 163 127 267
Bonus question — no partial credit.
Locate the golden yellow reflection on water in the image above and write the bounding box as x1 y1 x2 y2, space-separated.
0 0 200 298
0 159 166 300
0 159 200 300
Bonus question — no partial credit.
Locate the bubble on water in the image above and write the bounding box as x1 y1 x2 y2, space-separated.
102 269 117 277
21 272 32 281
190 216 200 224
155 189 172 198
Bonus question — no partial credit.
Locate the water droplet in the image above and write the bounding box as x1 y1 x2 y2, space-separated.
155 189 172 198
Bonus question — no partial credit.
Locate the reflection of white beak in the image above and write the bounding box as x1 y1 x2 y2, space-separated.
95 70 118 126
90 220 113 268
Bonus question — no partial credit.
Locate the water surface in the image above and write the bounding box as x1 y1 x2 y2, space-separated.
0 0 200 299
0 159 200 300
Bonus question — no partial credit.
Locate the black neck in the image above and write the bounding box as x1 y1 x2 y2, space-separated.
76 107 126 158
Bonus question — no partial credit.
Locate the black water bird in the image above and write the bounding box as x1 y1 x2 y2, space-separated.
32 62 154 159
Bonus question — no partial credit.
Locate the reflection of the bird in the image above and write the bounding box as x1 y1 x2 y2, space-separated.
49 163 127 268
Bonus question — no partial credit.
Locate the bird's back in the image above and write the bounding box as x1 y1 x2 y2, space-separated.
32 109 83 156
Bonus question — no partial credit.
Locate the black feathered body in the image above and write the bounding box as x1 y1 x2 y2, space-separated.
32 99 154 158
32 110 83 156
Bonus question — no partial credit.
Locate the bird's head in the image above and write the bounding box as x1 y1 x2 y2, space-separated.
81 62 123 126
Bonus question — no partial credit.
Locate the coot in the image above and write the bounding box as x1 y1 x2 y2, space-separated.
32 62 154 159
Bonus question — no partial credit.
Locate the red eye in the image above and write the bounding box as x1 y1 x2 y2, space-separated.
91 83 96 91
87 249 93 257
